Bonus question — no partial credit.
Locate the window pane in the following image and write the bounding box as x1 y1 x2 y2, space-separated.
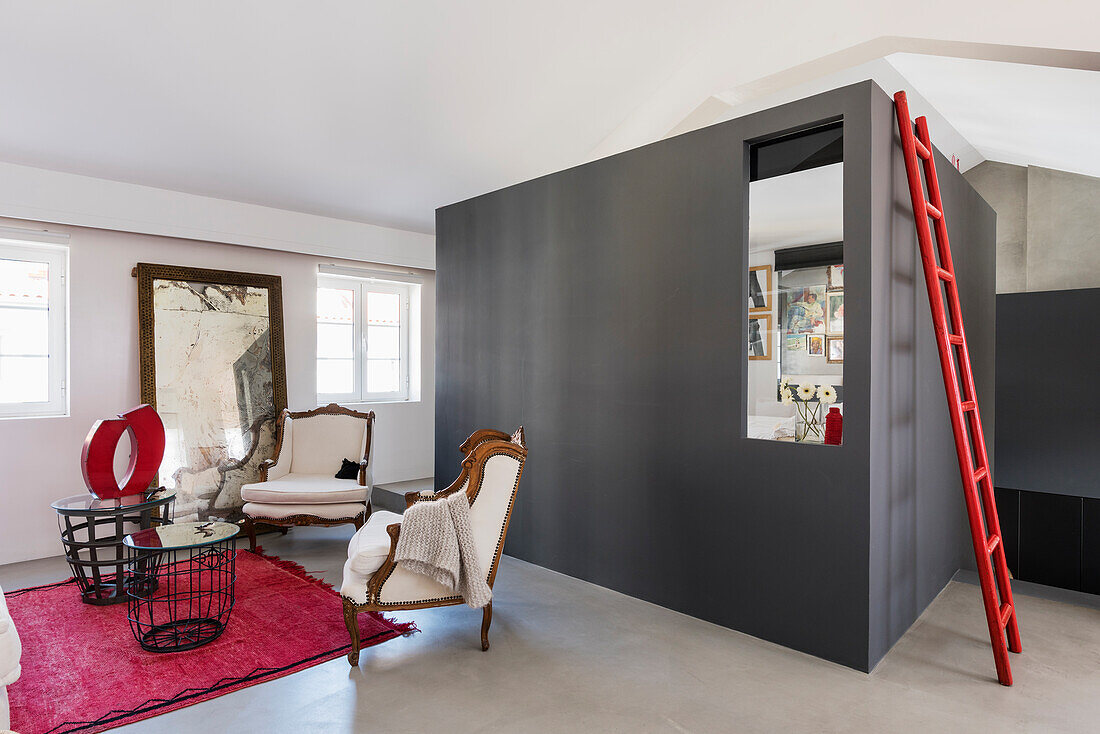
366 359 399 394
0 307 48 356
318 358 354 395
367 325 399 359
0 356 48 402
317 323 354 358
367 291 400 325
0 258 51 404
317 286 354 323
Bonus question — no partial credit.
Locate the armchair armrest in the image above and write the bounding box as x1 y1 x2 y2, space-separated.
357 459 373 488
403 489 439 509
367 523 403 602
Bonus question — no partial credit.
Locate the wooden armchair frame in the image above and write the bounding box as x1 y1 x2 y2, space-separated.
342 427 526 665
243 403 375 550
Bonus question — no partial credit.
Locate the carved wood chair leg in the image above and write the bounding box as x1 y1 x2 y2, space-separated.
343 600 362 665
353 514 365 530
481 601 492 651
243 518 257 552
278 526 291 535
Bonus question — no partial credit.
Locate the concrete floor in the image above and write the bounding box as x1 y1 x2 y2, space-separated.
4 525 1100 733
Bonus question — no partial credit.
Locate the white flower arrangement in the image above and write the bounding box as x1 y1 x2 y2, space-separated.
780 381 835 442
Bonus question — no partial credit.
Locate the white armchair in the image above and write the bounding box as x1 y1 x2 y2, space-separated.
241 404 375 551
340 427 527 664
0 583 21 733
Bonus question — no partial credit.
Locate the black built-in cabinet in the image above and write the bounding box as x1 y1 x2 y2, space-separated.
994 289 1100 595
994 488 1100 594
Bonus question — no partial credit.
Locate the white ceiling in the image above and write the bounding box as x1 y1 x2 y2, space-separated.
886 54 1100 179
0 3 1096 237
0 1 725 234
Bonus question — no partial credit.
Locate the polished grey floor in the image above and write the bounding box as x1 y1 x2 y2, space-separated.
4 524 1100 733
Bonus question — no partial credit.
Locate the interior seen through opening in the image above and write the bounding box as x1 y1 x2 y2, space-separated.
747 124 844 444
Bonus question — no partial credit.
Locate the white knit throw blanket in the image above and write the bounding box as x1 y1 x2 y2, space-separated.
394 493 492 609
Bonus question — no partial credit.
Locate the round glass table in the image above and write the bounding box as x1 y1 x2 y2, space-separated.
50 489 175 605
123 521 240 652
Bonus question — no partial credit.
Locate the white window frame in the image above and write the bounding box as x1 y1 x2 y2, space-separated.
317 274 411 404
0 235 69 419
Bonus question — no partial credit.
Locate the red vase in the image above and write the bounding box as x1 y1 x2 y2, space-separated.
824 406 843 445
80 404 166 499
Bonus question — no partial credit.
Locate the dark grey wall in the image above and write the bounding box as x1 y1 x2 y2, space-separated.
866 86 995 665
996 288 1100 499
435 81 986 672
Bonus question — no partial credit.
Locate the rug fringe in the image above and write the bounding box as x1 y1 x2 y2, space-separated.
248 546 336 592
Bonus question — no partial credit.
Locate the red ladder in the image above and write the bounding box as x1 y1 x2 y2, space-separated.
893 91 1022 686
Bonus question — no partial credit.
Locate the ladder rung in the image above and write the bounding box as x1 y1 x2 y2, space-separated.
948 334 964 346
914 138 932 160
925 202 943 220
962 401 977 412
974 466 988 483
936 267 954 282
999 603 1014 628
986 534 1000 554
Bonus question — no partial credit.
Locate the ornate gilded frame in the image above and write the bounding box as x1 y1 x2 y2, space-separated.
134 263 288 523
135 263 287 411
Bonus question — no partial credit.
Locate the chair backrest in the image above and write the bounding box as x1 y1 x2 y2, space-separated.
279 405 374 476
451 428 526 585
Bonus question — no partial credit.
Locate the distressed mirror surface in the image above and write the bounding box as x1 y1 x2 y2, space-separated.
746 123 844 444
136 263 287 522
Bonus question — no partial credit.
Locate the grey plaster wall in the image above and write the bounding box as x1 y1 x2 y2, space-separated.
964 161 1027 293
1027 166 1100 292
965 161 1100 294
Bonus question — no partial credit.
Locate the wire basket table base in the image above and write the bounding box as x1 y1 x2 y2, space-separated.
124 523 239 652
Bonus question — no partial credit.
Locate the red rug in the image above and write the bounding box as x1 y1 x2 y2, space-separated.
5 549 416 734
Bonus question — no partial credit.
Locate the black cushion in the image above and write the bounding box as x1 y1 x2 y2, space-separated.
335 458 360 480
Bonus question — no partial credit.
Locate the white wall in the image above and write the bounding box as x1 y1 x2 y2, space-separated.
0 216 434 565
0 161 436 269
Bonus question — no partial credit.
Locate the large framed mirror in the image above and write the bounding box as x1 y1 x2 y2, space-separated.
136 263 287 522
746 122 844 444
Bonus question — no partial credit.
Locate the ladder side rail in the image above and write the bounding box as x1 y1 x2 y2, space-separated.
915 117 958 278
894 92 1016 685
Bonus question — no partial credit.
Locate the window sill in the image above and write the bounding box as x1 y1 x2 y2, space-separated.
316 399 422 408
0 411 70 422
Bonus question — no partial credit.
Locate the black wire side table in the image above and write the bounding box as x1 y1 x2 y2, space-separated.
51 489 175 605
123 521 240 652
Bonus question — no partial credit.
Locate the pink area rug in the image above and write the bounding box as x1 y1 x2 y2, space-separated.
5 549 416 734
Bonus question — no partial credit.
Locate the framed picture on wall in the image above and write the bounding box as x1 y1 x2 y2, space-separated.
783 285 826 333
807 334 825 356
827 336 844 363
748 265 772 312
749 313 772 361
826 291 844 335
827 264 844 291
785 334 806 352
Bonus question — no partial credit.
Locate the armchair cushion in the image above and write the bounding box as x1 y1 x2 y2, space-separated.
290 414 369 475
243 501 368 521
346 510 403 576
240 475 369 505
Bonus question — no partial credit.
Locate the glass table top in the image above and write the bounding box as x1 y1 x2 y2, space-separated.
124 521 240 550
51 488 176 515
